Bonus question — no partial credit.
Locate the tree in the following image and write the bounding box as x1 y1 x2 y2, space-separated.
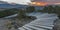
47 6 54 13
43 6 54 13
26 6 35 13
43 6 48 13
54 6 60 18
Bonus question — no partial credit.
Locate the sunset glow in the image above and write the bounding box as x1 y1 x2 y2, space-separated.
31 2 48 6
55 3 60 4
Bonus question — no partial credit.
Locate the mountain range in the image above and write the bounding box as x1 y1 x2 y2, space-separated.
0 1 28 8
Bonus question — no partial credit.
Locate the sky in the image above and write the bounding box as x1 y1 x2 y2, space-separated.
0 0 60 5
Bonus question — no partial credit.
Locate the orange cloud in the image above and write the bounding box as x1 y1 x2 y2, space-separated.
31 2 48 6
55 3 60 5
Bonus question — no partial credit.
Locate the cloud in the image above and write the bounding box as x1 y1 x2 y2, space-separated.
0 0 31 5
32 0 60 5
33 0 60 3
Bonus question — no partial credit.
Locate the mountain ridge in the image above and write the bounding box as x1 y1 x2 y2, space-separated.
0 1 28 8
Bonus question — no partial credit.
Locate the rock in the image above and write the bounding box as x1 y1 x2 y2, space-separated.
53 19 60 30
10 27 18 30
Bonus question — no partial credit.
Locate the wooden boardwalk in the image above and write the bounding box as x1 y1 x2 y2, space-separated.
18 13 58 30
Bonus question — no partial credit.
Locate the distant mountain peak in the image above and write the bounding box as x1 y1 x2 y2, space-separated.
0 1 8 4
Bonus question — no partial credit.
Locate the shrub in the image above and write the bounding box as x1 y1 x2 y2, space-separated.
0 8 19 18
17 9 26 19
